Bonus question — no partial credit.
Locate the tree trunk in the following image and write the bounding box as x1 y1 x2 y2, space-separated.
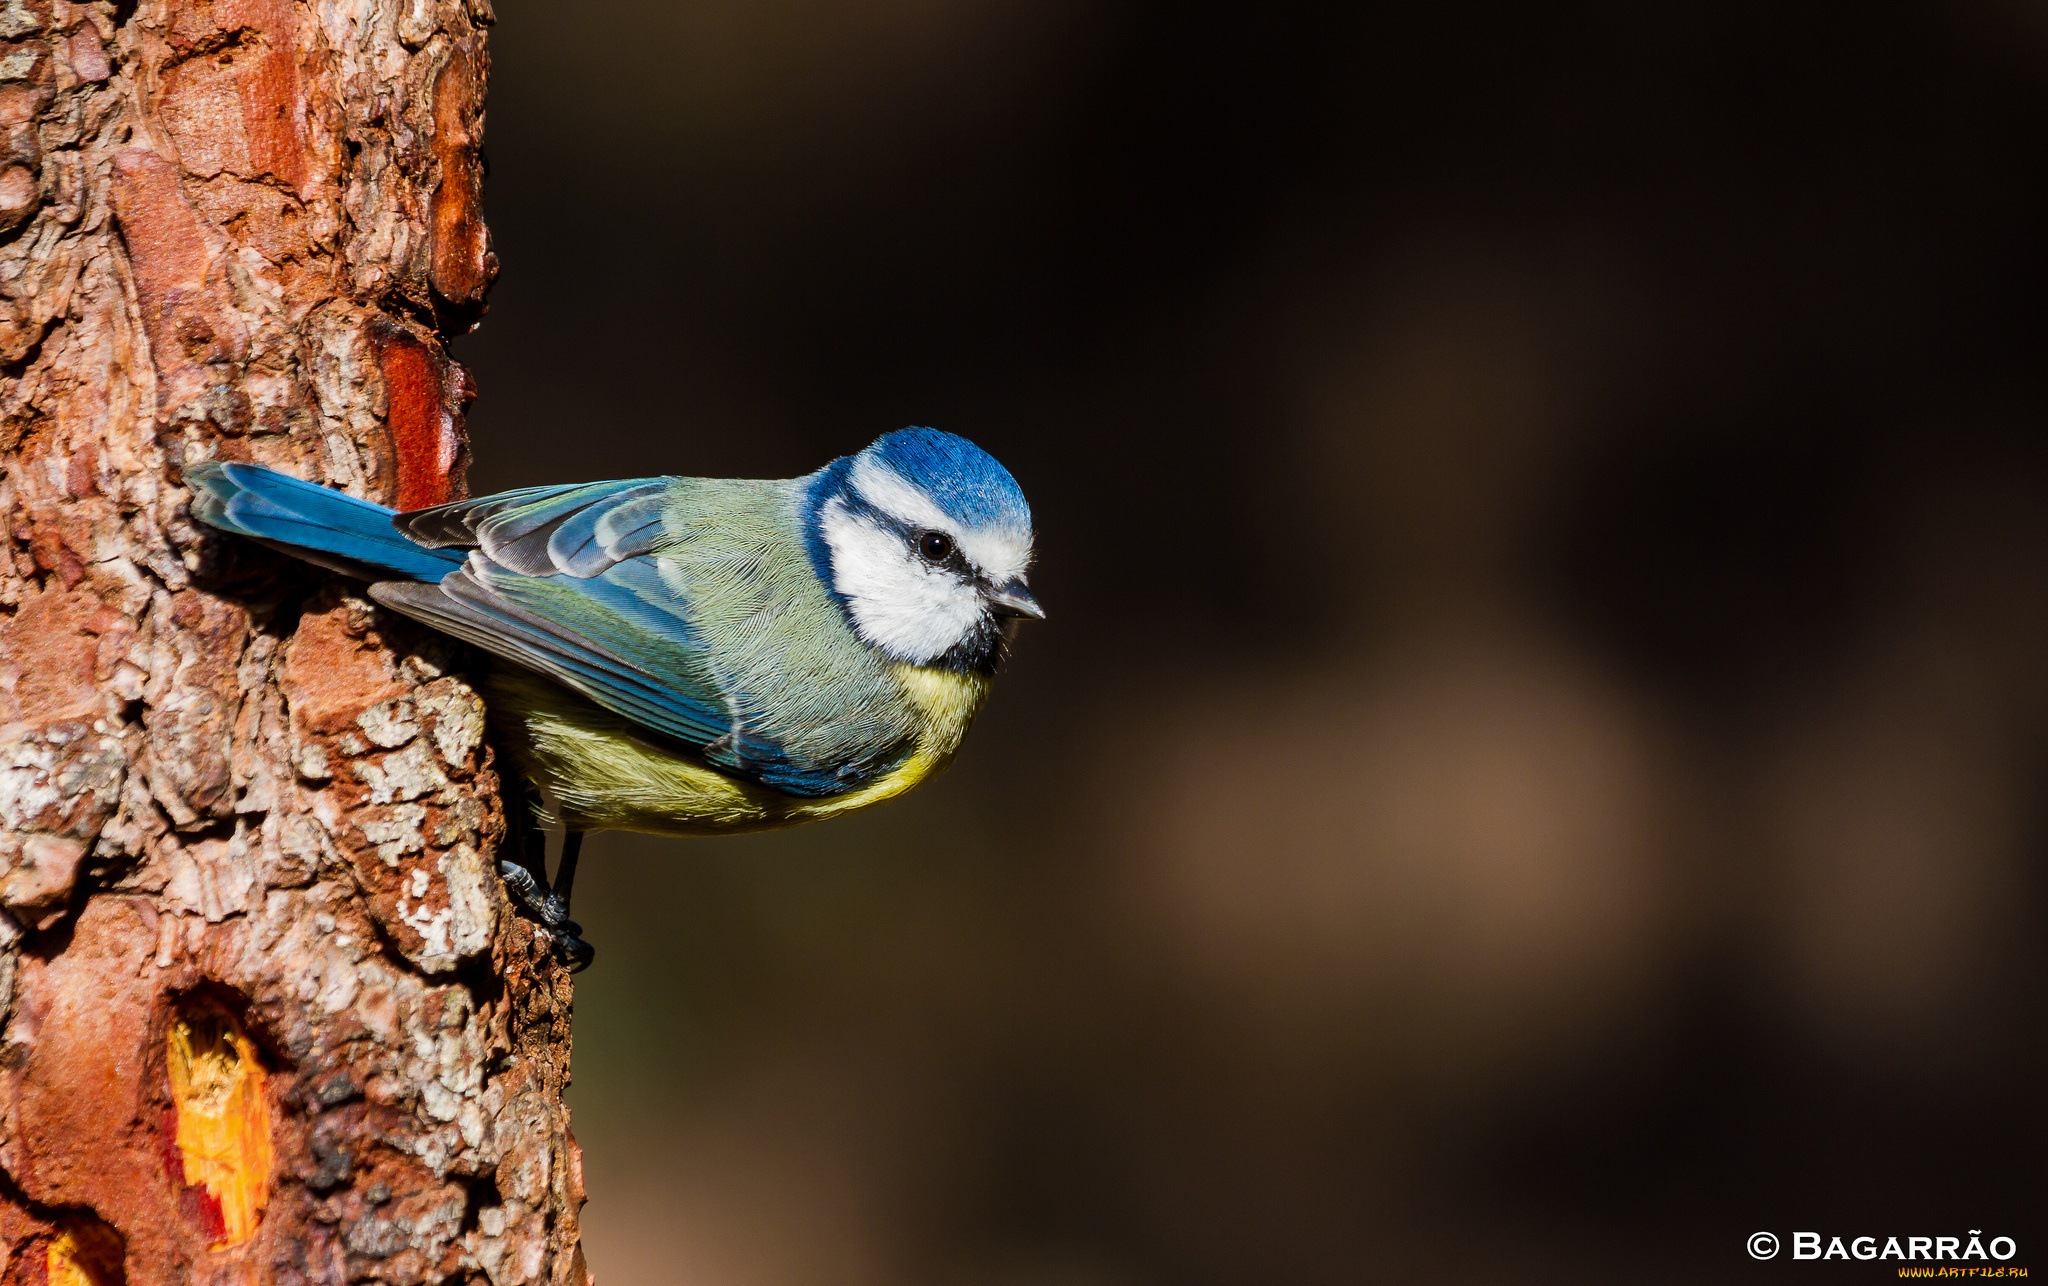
0 0 588 1283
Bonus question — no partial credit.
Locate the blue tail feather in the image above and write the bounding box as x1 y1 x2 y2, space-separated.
187 461 468 582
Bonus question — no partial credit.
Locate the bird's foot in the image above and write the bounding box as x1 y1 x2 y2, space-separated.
499 861 596 972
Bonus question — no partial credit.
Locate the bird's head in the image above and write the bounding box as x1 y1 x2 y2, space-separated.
803 427 1041 674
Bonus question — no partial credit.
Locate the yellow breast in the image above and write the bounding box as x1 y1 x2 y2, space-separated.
487 664 992 837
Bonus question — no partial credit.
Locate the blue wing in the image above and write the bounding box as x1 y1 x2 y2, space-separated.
375 481 866 797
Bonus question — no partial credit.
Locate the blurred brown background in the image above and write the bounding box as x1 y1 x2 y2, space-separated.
458 2 2048 1281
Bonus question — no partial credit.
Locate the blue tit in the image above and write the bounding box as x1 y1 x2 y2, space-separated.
186 429 1042 848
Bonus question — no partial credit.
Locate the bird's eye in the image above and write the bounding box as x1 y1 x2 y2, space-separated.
917 531 955 563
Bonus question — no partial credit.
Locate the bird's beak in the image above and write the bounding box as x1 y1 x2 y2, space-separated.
987 579 1046 620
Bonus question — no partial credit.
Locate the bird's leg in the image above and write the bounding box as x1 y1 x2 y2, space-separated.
501 778 550 887
553 830 582 907
496 783 595 972
546 829 594 972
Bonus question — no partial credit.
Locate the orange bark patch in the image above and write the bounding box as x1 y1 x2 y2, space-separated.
163 1004 272 1248
156 0 308 193
374 323 462 510
44 1218 125 1286
221 0 309 194
427 47 494 309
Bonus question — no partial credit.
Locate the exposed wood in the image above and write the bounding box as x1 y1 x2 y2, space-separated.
0 0 588 1281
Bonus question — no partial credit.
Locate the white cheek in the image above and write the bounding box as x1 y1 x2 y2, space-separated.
822 504 982 664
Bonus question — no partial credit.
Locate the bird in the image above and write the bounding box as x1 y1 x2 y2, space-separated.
186 428 1042 967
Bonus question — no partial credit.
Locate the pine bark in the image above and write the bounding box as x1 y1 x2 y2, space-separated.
0 0 589 1283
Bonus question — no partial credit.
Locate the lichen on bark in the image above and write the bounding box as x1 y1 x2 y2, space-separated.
0 0 589 1282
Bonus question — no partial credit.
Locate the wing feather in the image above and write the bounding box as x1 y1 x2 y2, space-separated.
376 477 904 799
394 479 671 576
373 574 737 750
548 489 669 576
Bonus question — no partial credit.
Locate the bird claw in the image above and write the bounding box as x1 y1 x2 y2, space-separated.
498 861 575 928
499 861 596 972
556 934 596 972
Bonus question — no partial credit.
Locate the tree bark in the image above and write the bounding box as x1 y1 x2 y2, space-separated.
0 1 588 1283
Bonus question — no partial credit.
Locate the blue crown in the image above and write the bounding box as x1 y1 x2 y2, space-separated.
863 428 1031 533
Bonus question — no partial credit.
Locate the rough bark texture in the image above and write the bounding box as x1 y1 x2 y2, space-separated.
0 0 589 1283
